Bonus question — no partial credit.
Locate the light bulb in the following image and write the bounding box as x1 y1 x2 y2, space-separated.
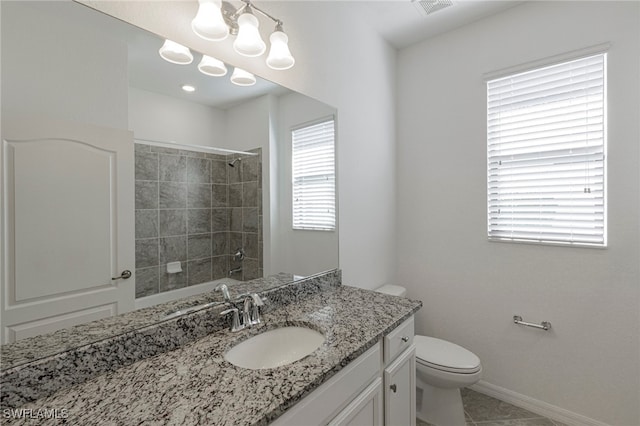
233 12 266 57
266 30 295 70
230 67 256 86
158 40 193 65
191 0 229 41
198 55 228 77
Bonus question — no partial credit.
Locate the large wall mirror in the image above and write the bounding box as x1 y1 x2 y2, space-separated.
0 0 338 358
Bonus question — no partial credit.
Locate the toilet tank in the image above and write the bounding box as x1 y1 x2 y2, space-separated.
375 284 407 297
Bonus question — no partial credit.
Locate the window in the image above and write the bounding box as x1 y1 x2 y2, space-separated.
487 53 606 246
292 118 336 231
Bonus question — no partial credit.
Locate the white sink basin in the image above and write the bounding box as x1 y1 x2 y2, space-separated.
224 326 325 370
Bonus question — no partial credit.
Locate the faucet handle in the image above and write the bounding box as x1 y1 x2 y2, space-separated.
251 293 264 307
220 308 244 332
215 283 231 303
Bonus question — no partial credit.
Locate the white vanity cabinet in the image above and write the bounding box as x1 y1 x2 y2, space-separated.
383 316 417 426
271 315 416 426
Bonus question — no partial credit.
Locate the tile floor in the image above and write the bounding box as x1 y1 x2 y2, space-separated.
416 388 567 426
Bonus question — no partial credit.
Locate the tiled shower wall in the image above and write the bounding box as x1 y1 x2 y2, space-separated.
134 144 263 298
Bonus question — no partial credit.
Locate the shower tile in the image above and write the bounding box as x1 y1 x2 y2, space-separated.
159 209 186 237
212 256 228 280
135 266 159 297
242 156 259 182
211 160 227 184
187 209 211 234
150 146 180 155
159 182 187 209
243 258 260 280
135 238 158 268
134 143 150 153
135 152 158 181
243 233 259 259
160 262 187 292
211 184 228 207
228 160 242 184
187 258 212 286
159 236 187 264
187 183 212 208
187 157 211 184
212 208 230 231
135 181 158 210
212 232 229 257
159 154 187 182
206 153 226 161
243 181 258 207
243 207 259 233
228 183 243 207
188 234 212 259
135 210 158 239
230 208 242 232
229 232 243 255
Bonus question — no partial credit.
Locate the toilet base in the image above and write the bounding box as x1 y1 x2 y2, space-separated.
416 381 466 426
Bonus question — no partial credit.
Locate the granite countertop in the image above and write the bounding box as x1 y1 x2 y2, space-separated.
5 285 420 425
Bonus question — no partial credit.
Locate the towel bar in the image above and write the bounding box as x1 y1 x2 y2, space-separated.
513 315 551 331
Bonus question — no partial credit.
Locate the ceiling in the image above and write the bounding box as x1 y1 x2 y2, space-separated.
359 0 525 48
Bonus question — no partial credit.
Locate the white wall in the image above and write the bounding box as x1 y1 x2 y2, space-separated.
274 92 338 277
128 87 226 148
80 0 398 289
396 2 640 425
1 1 127 130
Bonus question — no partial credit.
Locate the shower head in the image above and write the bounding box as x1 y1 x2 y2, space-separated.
228 158 241 167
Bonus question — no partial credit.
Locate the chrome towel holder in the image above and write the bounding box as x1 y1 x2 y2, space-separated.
513 315 551 331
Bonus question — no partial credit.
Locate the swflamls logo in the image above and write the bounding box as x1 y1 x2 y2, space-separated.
2 408 68 419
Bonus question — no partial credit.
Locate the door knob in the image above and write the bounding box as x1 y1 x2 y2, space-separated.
390 384 397 393
112 270 132 280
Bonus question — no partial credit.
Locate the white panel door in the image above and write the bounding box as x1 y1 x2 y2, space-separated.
328 378 383 426
384 345 416 426
1 118 135 343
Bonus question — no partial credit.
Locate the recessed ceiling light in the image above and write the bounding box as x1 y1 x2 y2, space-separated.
182 84 196 92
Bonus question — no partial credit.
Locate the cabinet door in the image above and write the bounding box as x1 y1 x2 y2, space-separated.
328 378 383 426
384 345 416 426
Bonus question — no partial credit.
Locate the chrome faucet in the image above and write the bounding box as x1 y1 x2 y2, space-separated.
228 266 242 276
220 308 244 332
215 283 231 302
250 293 265 325
220 293 265 331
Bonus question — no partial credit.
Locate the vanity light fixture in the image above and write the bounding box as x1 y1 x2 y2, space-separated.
191 0 229 41
191 0 295 70
230 67 256 86
198 55 228 76
158 39 194 65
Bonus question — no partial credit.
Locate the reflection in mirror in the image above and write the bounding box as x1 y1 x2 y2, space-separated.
0 0 338 361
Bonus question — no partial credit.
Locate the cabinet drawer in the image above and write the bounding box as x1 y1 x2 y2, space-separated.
384 316 414 365
271 342 381 426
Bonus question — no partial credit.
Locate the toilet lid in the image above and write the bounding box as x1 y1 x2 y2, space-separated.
414 335 481 374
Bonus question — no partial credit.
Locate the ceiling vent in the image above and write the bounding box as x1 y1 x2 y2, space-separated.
413 0 454 16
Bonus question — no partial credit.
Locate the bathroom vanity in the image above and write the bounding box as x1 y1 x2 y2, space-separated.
0 271 421 425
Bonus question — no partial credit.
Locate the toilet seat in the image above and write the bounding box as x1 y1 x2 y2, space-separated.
415 335 481 374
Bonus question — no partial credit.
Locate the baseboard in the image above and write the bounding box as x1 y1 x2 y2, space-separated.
470 380 611 426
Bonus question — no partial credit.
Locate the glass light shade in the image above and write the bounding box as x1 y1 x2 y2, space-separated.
198 55 228 77
233 13 266 57
230 67 256 86
158 40 193 65
266 31 295 70
191 0 229 41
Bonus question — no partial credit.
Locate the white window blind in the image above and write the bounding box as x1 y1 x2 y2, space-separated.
487 53 606 246
292 118 336 231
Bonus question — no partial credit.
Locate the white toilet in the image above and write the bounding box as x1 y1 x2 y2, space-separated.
376 285 482 426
